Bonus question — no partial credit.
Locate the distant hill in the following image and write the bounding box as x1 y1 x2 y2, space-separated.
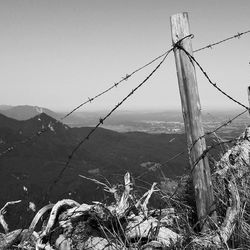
0 105 94 128
0 113 189 230
0 105 60 120
0 105 13 110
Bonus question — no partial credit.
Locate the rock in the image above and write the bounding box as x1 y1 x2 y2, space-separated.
126 215 181 247
126 215 158 239
157 227 180 246
83 236 117 250
55 234 72 250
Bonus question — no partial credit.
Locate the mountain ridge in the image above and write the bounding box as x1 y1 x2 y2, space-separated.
0 105 60 121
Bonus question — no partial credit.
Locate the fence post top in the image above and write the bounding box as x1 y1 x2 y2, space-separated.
170 12 189 19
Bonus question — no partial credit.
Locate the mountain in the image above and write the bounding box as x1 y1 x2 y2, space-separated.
0 113 189 230
0 105 94 128
0 105 13 110
0 105 60 120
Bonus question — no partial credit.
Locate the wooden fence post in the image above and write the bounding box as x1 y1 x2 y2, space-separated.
170 12 215 231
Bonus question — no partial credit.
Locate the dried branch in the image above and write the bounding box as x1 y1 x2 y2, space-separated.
0 200 21 233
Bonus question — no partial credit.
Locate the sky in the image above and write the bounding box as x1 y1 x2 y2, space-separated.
0 0 249 112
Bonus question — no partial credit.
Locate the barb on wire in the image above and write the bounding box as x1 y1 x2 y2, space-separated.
194 30 250 53
175 34 194 47
48 48 173 190
175 43 250 111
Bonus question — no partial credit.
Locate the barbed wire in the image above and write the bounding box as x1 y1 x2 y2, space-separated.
47 48 173 193
190 136 239 174
168 33 250 178
175 43 250 111
0 29 248 206
0 50 171 158
190 109 248 151
39 29 250 124
1 29 250 158
158 110 247 172
135 110 247 188
0 38 193 159
194 29 250 53
189 109 249 172
157 109 248 182
0 29 248 191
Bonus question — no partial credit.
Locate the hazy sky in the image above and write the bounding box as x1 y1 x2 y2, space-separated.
0 0 249 112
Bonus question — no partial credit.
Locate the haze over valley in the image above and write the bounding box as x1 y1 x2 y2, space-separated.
1 104 247 137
